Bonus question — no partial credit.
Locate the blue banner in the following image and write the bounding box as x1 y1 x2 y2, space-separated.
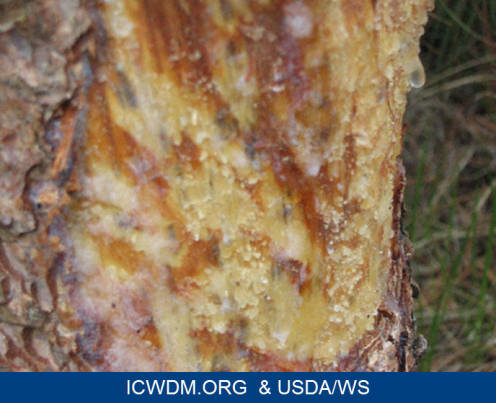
0 372 493 403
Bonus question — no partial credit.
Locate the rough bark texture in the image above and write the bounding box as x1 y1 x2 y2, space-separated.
0 0 431 371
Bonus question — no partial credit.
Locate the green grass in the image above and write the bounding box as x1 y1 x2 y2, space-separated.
404 0 496 371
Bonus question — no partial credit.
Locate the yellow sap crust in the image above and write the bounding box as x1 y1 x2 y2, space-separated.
63 0 432 370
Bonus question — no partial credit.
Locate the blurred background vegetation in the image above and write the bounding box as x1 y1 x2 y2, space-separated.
404 0 496 371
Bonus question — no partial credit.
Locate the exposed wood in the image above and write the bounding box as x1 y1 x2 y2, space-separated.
0 0 431 371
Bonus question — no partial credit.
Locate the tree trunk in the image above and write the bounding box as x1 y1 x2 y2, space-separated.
0 0 431 371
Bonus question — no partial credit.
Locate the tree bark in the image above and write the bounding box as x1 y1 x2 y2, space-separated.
0 0 431 371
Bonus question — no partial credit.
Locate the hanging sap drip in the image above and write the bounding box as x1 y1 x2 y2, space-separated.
409 56 426 88
400 39 427 89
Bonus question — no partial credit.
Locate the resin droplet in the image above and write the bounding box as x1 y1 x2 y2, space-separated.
409 56 426 88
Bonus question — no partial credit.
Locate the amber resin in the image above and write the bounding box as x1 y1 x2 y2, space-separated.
0 0 432 371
